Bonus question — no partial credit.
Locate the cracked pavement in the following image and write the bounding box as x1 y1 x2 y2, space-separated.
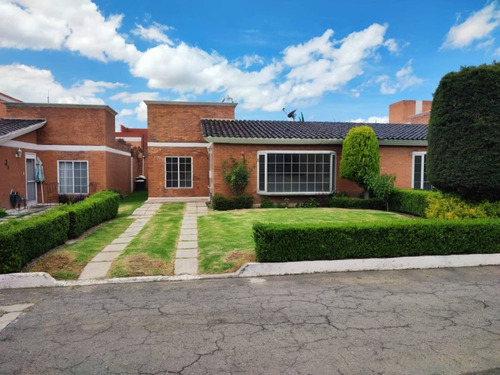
0 267 499 375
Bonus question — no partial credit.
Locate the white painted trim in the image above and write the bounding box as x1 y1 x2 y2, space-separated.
148 142 210 148
415 100 423 114
412 151 427 190
204 136 427 146
256 151 336 195
57 160 89 195
165 156 193 189
130 157 133 192
0 120 46 144
25 152 37 205
2 140 131 157
116 136 142 142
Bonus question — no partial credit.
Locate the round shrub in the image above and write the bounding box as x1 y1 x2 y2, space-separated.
427 63 500 201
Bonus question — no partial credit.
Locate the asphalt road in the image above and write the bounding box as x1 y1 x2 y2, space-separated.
0 267 499 375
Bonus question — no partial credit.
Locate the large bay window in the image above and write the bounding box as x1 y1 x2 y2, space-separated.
258 151 336 195
58 161 88 194
165 157 192 188
412 152 431 190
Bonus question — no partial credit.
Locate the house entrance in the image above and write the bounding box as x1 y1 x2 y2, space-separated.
25 153 37 205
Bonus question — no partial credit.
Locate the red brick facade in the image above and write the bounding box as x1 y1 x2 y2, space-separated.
389 100 432 124
0 102 132 209
145 101 429 203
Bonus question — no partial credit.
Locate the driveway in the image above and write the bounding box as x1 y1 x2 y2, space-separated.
0 267 499 375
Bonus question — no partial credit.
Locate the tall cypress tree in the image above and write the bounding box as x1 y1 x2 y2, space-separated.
427 63 500 201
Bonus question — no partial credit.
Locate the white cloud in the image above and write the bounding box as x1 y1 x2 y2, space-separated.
131 22 173 45
234 54 265 68
384 38 399 53
0 0 140 63
110 91 160 103
0 63 122 104
131 23 391 111
350 116 389 123
117 102 148 123
442 3 500 49
378 60 423 95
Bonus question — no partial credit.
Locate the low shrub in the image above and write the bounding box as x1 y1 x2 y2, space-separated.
212 194 254 211
426 193 500 219
0 208 6 218
388 189 439 217
58 194 86 204
253 220 500 262
296 197 320 208
0 210 70 273
329 197 385 210
56 190 119 238
260 197 275 208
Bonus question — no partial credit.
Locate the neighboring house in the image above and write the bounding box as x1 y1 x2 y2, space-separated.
146 100 432 204
115 125 148 181
389 100 432 124
0 96 133 209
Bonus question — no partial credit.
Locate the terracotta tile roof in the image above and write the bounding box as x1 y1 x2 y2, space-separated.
201 119 427 141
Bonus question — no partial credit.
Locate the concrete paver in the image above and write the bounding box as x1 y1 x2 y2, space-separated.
179 234 197 241
78 262 112 280
92 252 121 262
174 258 198 274
177 241 198 249
180 229 197 235
102 244 127 252
111 237 133 244
174 202 205 275
176 249 198 258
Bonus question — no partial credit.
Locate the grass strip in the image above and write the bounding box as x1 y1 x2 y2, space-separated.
109 203 185 277
198 208 410 274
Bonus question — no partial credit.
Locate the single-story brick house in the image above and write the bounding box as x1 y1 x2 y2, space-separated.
0 96 133 210
146 100 431 203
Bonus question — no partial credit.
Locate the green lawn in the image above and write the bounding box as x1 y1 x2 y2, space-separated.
109 203 185 277
29 190 148 280
198 208 412 274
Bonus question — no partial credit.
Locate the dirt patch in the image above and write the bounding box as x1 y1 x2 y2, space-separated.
112 254 173 277
224 251 257 272
29 251 83 277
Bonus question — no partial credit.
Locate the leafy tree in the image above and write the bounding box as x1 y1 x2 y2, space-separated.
340 126 380 198
222 155 254 195
427 63 500 201
365 173 396 211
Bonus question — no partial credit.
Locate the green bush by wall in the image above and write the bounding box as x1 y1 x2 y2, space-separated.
0 210 70 273
253 220 500 262
212 194 254 211
329 197 385 210
388 189 438 217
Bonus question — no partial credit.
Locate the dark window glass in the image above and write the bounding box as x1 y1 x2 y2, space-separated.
166 157 192 188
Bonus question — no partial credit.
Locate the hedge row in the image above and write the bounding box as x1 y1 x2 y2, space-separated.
212 194 254 211
329 197 385 210
0 190 120 273
59 190 120 238
253 220 500 262
0 210 69 274
388 188 439 217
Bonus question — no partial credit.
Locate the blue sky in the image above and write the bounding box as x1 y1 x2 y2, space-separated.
1 0 499 128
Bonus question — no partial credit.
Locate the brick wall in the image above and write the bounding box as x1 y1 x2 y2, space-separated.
211 143 427 203
106 152 132 195
389 100 432 124
147 146 210 198
147 102 236 143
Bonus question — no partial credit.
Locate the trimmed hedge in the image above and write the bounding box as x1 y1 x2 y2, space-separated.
388 188 439 217
329 197 385 210
0 210 70 273
57 190 120 238
253 219 500 262
212 194 253 211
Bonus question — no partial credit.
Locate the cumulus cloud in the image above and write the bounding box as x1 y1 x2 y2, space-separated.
350 116 389 123
0 63 122 104
378 60 423 95
131 22 173 45
0 0 139 63
110 91 160 103
442 3 500 49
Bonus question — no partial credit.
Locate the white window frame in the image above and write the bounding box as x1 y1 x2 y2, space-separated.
411 151 430 190
165 156 193 189
57 160 89 194
257 150 336 195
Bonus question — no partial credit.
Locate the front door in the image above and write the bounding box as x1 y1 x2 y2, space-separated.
25 153 37 205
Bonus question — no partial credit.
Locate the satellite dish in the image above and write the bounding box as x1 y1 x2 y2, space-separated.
282 108 297 121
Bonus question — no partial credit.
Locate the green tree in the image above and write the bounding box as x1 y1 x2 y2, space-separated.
222 155 253 195
365 173 396 211
427 63 500 201
340 126 380 198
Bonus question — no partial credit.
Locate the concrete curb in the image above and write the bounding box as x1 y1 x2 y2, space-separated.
1 253 499 289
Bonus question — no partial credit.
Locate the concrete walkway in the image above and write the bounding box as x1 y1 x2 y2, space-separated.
174 202 207 275
78 203 162 280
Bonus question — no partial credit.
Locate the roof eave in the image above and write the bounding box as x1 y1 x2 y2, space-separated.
204 136 427 146
0 120 47 145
